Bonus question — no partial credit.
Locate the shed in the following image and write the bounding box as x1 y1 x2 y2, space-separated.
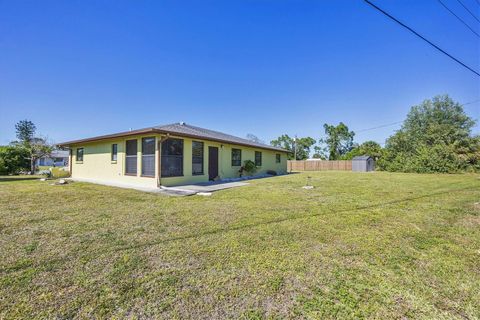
352 155 375 172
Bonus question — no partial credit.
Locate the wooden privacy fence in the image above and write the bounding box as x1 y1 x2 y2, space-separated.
287 160 352 171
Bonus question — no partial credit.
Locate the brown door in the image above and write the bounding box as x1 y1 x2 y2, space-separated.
208 146 219 180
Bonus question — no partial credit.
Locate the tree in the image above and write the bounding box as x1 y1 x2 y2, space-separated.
318 122 355 160
312 146 326 159
12 120 53 173
270 134 316 160
15 120 36 144
378 95 479 173
342 141 383 160
0 145 30 174
246 133 265 144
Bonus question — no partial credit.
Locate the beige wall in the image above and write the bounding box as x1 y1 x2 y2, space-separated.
70 134 288 187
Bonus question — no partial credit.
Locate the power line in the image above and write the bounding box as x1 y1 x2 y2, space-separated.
356 121 403 133
456 0 480 23
462 98 480 105
364 0 480 77
437 0 480 37
355 99 480 134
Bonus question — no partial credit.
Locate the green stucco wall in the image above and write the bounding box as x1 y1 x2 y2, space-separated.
70 134 288 187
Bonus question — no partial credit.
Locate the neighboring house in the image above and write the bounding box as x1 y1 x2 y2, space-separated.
36 150 70 167
58 122 288 188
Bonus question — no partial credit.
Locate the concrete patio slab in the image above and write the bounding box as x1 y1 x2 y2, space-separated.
67 178 249 196
164 181 249 193
67 177 166 193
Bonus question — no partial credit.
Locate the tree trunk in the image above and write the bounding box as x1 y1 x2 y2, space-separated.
31 157 36 174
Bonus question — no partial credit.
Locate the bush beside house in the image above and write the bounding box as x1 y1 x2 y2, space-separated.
0 145 30 175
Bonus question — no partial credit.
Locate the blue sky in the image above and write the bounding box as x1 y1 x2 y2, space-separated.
1 0 479 147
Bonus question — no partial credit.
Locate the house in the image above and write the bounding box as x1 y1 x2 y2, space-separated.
58 122 289 188
36 150 70 167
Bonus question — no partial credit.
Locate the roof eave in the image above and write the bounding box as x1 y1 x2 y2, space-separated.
56 128 161 147
58 128 289 153
154 129 288 152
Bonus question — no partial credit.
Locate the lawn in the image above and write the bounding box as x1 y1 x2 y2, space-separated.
0 172 479 319
36 166 70 179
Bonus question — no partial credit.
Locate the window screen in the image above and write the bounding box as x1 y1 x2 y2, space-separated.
276 153 281 163
231 148 241 166
141 137 155 176
125 139 137 175
76 148 84 162
192 141 204 175
111 144 118 162
255 151 262 166
161 138 183 177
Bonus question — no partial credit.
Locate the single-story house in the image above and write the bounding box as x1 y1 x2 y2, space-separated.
58 122 289 188
36 150 70 167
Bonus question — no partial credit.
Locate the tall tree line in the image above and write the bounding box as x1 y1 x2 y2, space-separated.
270 95 479 173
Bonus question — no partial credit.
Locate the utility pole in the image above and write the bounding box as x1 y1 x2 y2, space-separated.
294 135 297 160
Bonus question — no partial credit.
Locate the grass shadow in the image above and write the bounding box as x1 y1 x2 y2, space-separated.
4 184 477 274
0 176 40 182
114 185 477 252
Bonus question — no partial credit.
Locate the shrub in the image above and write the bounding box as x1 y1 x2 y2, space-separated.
266 170 277 176
239 160 257 177
0 145 30 175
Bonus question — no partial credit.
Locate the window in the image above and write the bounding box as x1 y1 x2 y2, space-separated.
76 148 84 162
125 139 137 175
231 148 241 166
142 137 156 177
161 138 183 177
192 141 204 175
255 151 262 166
111 144 118 162
276 153 281 163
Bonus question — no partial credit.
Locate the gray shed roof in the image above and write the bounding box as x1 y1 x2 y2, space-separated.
352 155 373 160
58 122 288 153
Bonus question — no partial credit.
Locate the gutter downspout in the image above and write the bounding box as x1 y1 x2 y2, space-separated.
69 148 73 177
157 134 170 187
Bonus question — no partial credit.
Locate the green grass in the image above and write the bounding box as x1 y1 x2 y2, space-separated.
37 166 70 178
0 172 479 319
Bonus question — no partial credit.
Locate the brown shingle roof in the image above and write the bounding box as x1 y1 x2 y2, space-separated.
58 122 288 153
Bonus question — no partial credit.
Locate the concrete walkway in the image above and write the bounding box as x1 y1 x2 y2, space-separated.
67 177 168 193
67 178 249 196
164 181 249 193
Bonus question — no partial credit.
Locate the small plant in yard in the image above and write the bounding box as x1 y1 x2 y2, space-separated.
238 159 256 177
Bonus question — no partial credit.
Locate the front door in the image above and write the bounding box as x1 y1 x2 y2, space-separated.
208 146 219 180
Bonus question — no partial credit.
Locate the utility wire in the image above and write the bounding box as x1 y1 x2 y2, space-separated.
456 0 480 23
437 0 480 37
355 99 480 134
462 98 480 106
364 0 480 77
356 121 403 133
